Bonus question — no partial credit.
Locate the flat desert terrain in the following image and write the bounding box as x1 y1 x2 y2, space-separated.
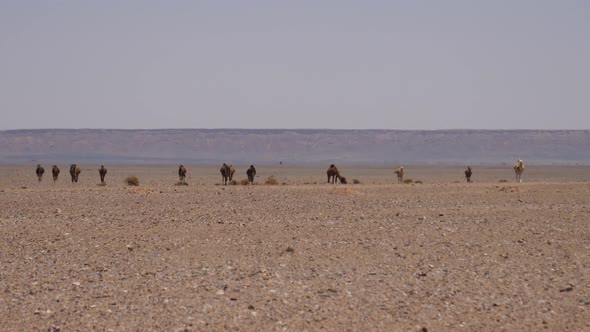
1 165 589 331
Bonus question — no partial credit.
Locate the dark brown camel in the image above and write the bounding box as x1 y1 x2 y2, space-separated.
99 165 108 184
178 165 187 183
220 163 230 185
394 166 404 183
465 166 472 183
35 164 45 182
327 164 346 184
69 164 81 183
246 165 256 185
51 165 60 182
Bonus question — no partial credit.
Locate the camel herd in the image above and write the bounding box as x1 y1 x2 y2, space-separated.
31 160 526 185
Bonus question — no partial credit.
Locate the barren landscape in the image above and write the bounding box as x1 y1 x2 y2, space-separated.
1 164 589 331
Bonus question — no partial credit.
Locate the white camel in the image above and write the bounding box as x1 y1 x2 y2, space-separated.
513 159 524 183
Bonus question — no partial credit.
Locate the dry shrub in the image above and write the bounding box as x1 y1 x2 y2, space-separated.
281 182 287 185
415 180 423 184
498 179 509 183
124 176 139 186
352 179 361 184
403 178 414 184
229 180 237 185
240 179 250 185
265 175 279 185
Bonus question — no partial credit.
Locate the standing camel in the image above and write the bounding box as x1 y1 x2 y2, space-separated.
69 164 81 183
178 165 187 184
465 166 473 183
52 165 60 182
513 160 525 183
327 164 347 184
229 165 236 181
220 163 230 185
246 165 256 185
394 166 404 183
99 165 108 184
35 164 45 182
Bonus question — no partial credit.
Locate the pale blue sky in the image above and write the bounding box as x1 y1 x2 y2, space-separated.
1 1 589 130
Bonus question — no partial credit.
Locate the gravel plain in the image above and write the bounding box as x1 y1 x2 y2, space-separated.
1 164 589 331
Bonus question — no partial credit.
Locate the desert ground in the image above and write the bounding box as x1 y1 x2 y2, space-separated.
0 164 589 331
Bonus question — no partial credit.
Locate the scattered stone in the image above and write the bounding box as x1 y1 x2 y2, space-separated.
54 208 62 214
559 286 574 292
216 290 225 295
248 305 255 310
418 216 426 221
48 324 60 332
285 246 295 253
126 244 134 251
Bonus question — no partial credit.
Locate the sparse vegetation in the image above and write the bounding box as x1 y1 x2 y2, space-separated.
281 182 287 185
403 178 414 184
415 180 423 184
175 181 188 186
124 176 139 186
352 179 361 184
498 179 509 183
240 179 250 185
229 180 237 185
265 175 279 185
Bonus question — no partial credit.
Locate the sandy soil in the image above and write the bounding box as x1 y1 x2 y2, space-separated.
0 165 589 331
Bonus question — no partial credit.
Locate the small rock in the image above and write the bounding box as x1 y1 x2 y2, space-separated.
418 216 426 221
248 305 255 310
559 286 573 292
54 209 62 214
216 290 225 295
48 324 60 332
126 244 134 251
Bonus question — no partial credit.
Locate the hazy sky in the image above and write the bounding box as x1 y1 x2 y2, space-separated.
1 1 589 130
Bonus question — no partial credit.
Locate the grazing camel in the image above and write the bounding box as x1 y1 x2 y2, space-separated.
178 165 187 184
465 166 473 183
229 165 236 181
246 165 257 185
35 164 45 182
513 159 525 183
327 164 346 184
69 164 81 183
52 165 60 182
99 165 108 184
394 166 404 183
220 163 230 185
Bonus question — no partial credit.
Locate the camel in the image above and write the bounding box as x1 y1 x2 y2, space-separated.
99 165 108 184
35 164 45 182
394 166 404 183
220 163 230 185
51 165 60 182
69 164 81 183
178 165 187 184
513 159 525 183
229 165 236 181
246 165 257 185
465 166 472 183
327 164 346 184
